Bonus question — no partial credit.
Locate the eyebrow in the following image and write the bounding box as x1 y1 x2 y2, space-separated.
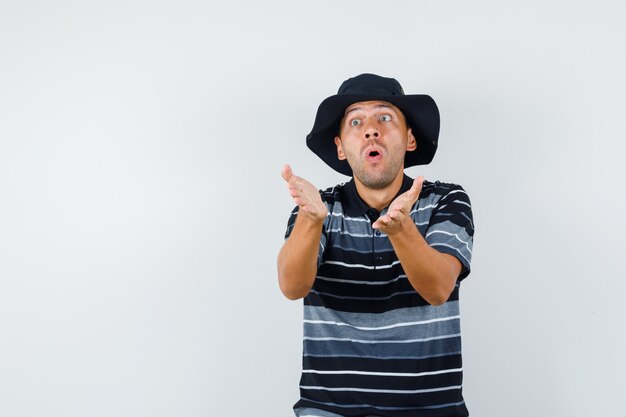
344 103 396 117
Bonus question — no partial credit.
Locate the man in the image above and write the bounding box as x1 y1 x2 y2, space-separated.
278 74 474 417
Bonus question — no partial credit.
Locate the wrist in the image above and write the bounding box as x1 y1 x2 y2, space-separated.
297 209 326 228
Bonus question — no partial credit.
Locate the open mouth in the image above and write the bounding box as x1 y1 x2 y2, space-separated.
366 149 382 161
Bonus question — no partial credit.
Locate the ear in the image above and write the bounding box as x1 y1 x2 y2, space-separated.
334 136 346 160
406 128 417 152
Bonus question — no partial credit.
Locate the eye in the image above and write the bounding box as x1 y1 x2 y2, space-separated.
379 114 392 122
350 119 361 127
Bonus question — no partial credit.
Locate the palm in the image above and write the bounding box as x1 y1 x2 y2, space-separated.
372 176 424 234
281 164 328 222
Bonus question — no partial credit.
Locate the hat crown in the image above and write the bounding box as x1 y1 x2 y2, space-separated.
337 73 405 96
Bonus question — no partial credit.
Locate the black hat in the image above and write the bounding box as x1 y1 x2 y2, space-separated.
306 73 440 176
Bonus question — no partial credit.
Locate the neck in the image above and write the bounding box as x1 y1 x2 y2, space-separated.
353 172 405 211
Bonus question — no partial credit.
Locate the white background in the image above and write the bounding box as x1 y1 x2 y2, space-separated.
1 1 625 416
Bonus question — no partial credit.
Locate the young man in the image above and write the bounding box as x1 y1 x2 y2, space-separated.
278 74 474 417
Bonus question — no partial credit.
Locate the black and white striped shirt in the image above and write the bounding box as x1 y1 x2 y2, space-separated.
285 175 474 417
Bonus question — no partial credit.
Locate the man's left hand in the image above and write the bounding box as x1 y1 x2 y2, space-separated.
372 176 424 235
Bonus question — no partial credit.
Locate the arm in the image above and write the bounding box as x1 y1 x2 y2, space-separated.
277 165 328 300
372 177 462 306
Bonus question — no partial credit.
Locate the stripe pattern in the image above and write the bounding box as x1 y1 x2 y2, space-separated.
285 176 474 417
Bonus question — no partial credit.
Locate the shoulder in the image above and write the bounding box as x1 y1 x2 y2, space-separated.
421 179 469 198
419 180 471 207
318 182 351 205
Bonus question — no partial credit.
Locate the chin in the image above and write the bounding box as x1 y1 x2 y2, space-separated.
356 173 397 190
349 159 403 190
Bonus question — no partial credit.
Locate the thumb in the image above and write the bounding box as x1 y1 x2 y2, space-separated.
406 176 424 201
281 164 294 183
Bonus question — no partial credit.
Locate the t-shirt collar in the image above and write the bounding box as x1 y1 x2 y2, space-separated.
341 174 414 219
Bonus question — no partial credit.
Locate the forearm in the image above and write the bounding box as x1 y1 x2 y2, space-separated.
388 222 460 306
277 213 324 300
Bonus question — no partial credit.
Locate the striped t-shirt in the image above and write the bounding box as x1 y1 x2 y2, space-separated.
284 174 475 417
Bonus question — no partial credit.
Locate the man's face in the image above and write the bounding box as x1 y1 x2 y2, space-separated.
334 100 416 190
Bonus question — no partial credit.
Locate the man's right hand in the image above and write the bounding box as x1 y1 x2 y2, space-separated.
281 164 328 223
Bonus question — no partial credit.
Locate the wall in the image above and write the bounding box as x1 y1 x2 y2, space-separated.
1 1 624 416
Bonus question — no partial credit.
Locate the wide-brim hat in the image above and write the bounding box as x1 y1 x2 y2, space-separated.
306 73 440 176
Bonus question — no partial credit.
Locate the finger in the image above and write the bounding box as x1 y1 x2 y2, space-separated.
376 214 390 226
281 164 294 183
405 176 424 201
407 176 423 197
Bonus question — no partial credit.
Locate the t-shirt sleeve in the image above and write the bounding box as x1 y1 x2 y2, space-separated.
424 185 475 280
283 205 328 268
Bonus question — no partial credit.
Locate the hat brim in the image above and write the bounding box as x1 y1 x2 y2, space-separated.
306 94 440 176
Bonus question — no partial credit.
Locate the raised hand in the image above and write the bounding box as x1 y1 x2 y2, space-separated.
281 164 328 223
372 176 424 235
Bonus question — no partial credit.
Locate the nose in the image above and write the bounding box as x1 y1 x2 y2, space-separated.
364 125 379 140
